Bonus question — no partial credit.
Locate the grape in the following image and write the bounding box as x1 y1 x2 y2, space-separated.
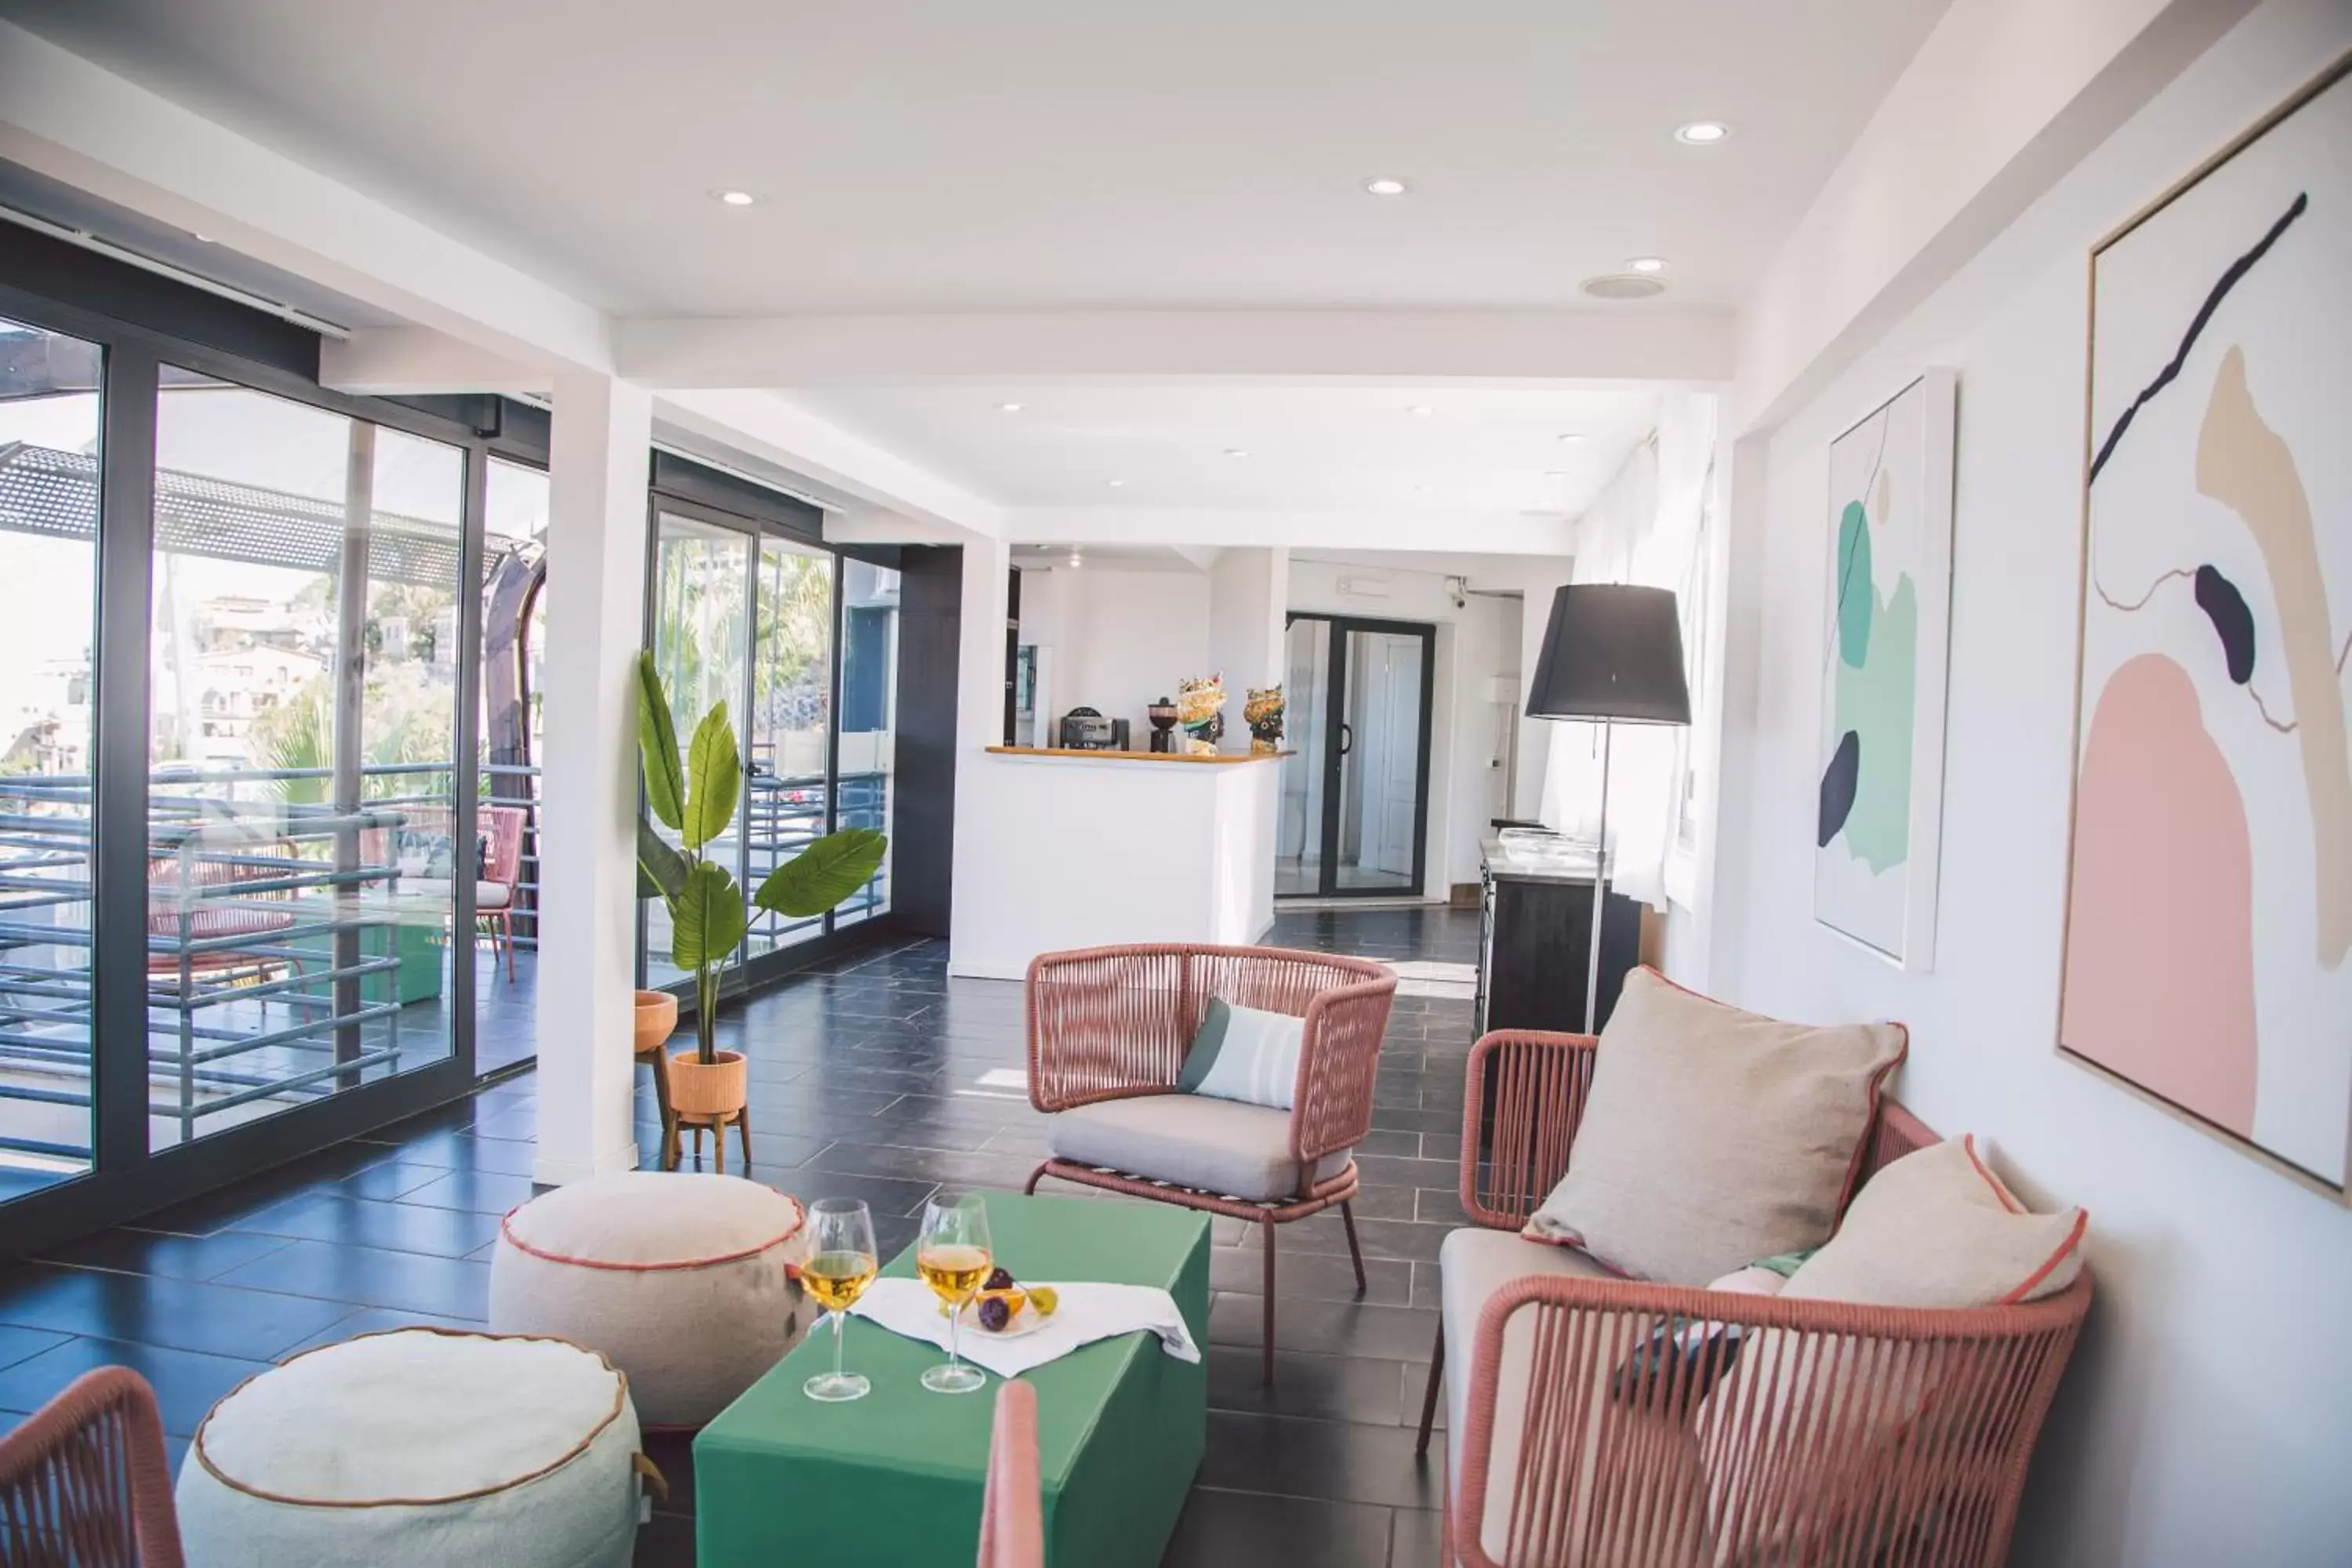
978 1295 1011 1332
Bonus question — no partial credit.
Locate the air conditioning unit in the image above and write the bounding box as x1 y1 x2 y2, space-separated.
1336 574 1392 599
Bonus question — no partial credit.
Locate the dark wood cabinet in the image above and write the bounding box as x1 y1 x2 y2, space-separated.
1477 844 1642 1036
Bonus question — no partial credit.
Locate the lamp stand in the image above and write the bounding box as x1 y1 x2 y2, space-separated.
1584 719 1612 1034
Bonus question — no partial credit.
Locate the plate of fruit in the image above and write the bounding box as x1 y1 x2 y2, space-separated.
949 1268 1061 1338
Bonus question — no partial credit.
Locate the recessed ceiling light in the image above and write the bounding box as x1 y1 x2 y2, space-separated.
1414 484 1433 495
1067 551 1083 568
997 401 1025 412
713 188 757 206
1544 469 1572 477
1581 273 1668 300
1558 434 1589 445
1364 177 1410 197
1106 479 1126 488
1225 448 1248 459
1407 405 1434 417
1675 122 1730 146
1626 256 1670 274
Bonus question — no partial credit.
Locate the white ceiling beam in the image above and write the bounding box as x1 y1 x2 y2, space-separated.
320 327 543 396
658 390 1004 539
614 310 1737 390
1733 0 2254 432
0 20 614 376
1007 507 1573 557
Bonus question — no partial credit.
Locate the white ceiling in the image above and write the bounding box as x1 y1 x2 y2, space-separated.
790 382 1660 514
0 0 1951 317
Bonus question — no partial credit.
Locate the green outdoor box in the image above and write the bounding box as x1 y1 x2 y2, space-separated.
695 1193 1210 1568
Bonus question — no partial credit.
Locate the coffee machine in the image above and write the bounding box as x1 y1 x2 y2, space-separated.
1058 707 1131 750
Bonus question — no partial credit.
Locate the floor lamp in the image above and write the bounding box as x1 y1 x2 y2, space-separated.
1524 584 1692 1032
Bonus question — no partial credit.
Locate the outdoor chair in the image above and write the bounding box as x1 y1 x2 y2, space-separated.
0 1367 185 1566
1023 942 1398 1384
1421 1027 2092 1566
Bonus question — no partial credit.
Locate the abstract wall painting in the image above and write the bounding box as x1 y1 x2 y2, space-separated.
2062 53 2352 1194
1813 370 1956 971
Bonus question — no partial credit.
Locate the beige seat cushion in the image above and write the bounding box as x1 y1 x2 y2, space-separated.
177 1329 644 1568
491 1172 808 1428
1046 1093 1350 1201
1524 969 1906 1283
1441 1229 1707 1567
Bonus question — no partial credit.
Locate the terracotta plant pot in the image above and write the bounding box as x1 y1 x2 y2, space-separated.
669 1048 748 1120
633 991 678 1056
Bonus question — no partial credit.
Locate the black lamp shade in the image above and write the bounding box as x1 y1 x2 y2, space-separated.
1526 583 1692 725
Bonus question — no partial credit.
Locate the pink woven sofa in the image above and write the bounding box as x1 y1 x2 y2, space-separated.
1421 1027 2092 1567
1023 942 1398 1384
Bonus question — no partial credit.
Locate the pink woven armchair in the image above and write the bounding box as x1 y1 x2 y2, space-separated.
1419 1029 2092 1567
977 1379 1043 1568
0 1367 184 1566
1024 943 1398 1384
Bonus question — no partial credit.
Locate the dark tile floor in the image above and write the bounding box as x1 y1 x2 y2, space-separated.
0 906 1482 1567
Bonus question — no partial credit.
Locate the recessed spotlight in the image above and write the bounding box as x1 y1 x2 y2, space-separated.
1544 469 1572 477
1067 551 1083 569
1581 273 1668 300
713 188 757 206
1558 434 1589 445
1414 484 1433 495
1106 478 1126 488
1675 122 1730 146
1407 405 1434 417
191 230 216 243
1224 448 1248 459
1626 256 1670 274
1364 177 1410 197
997 401 1025 413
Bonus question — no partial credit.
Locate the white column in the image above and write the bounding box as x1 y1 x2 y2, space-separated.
946 536 1011 974
533 373 653 1185
1206 546 1289 701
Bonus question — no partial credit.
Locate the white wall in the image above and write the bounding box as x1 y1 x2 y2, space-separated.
1707 4 2352 1561
1022 565 1209 741
1207 546 1288 701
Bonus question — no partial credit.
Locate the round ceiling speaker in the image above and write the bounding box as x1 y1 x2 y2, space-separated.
1581 273 1668 300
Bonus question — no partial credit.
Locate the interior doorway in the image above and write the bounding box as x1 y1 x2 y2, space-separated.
1276 613 1435 898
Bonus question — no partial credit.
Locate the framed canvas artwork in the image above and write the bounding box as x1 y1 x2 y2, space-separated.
1813 368 1956 971
2061 52 2352 1195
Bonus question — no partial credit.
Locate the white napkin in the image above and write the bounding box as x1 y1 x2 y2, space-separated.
848 1279 1201 1379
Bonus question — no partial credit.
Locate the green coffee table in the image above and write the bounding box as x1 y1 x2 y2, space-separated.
695 1193 1209 1568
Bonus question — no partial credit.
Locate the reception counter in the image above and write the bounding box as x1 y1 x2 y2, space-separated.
947 746 1284 980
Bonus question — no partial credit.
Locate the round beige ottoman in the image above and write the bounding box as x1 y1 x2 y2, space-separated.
490 1171 808 1428
176 1328 645 1568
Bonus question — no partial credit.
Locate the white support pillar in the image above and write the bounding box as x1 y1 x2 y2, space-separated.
533 373 653 1185
1206 546 1290 705
946 536 1011 974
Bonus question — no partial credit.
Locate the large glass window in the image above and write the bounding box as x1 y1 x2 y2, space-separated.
0 318 103 1200
147 376 464 1149
477 456 547 1073
746 536 833 957
834 561 898 924
644 510 751 989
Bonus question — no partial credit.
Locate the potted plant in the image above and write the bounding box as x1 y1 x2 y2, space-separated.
633 652 887 1141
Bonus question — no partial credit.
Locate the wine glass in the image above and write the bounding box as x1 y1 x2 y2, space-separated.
800 1198 879 1403
915 1191 993 1394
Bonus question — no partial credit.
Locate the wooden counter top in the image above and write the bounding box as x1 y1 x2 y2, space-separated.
985 745 1291 764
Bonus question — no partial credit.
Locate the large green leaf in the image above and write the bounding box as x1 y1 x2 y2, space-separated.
636 652 685 831
754 827 888 918
636 815 689 902
670 859 746 972
681 702 741 853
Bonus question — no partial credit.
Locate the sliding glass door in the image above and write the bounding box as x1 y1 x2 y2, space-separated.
0 317 103 1202
745 535 833 961
1276 613 1436 898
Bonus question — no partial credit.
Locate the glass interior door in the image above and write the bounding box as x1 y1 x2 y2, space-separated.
1334 628 1427 892
644 510 751 988
1277 615 1431 898
1276 617 1332 896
